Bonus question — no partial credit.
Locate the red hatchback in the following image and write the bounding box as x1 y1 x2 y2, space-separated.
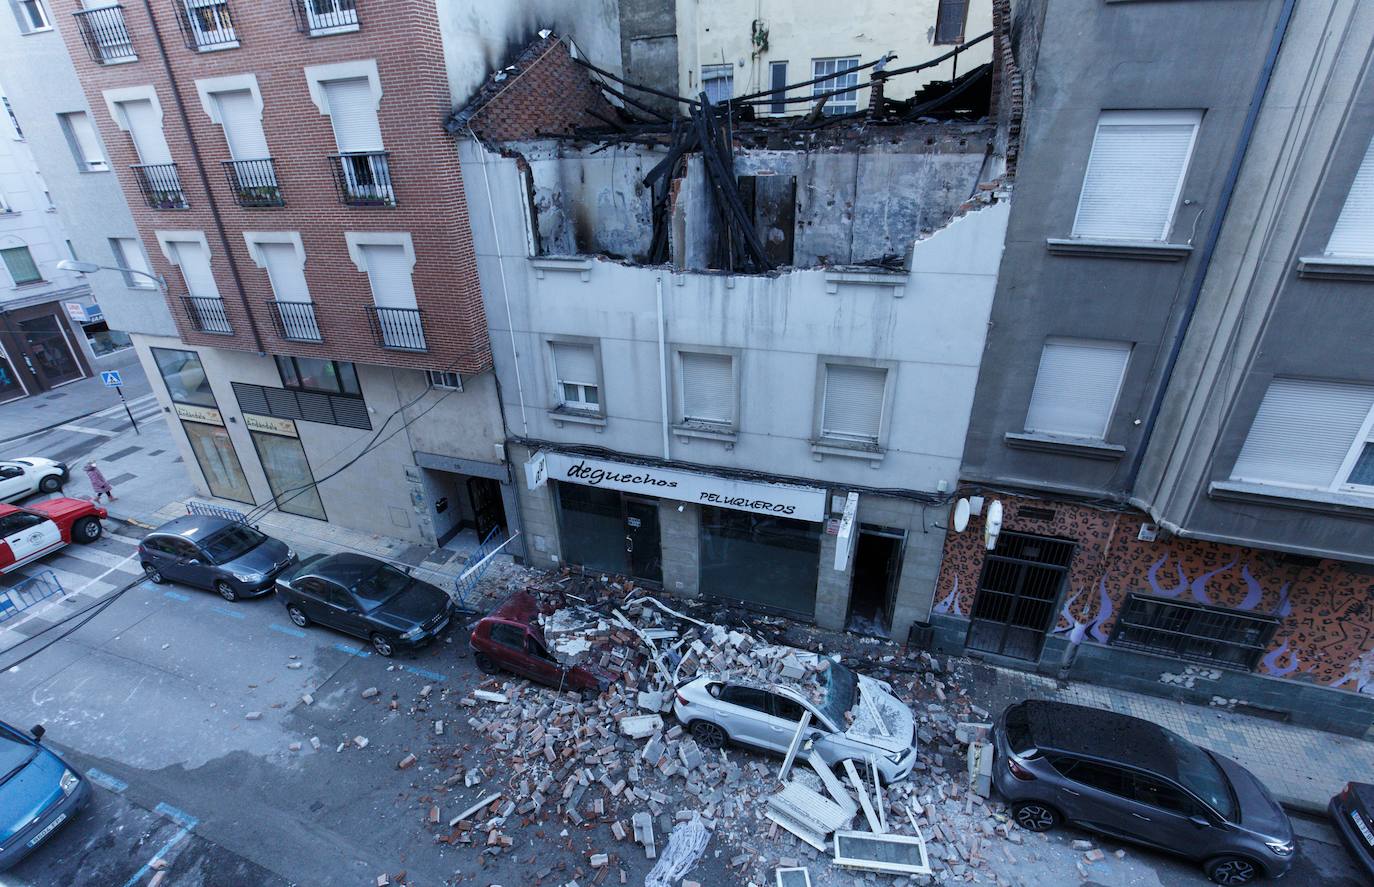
469 592 612 696
0 499 106 574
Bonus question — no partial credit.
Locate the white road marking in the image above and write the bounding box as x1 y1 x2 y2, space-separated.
55 424 120 438
0 550 141 638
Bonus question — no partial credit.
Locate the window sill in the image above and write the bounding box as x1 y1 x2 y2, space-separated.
195 41 240 53
824 269 907 297
810 439 884 467
22 27 54 35
80 167 110 174
548 406 606 431
1046 238 1193 261
309 24 361 38
672 423 737 448
1295 256 1374 281
1208 480 1374 516
1004 431 1126 460
530 257 593 281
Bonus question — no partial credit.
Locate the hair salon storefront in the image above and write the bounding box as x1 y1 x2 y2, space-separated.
527 451 830 619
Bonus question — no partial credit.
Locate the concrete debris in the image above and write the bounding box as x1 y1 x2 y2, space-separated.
632 811 657 859
398 753 417 770
434 720 444 735
353 736 369 749
309 736 320 750
362 687 380 699
300 694 313 705
473 690 508 704
620 714 663 739
244 712 262 721
1070 840 1094 852
1084 848 1105 862
288 742 301 752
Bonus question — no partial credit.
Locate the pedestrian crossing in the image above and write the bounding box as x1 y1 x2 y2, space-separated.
0 533 146 643
61 394 166 436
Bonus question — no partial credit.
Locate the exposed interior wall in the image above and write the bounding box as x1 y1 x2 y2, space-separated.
618 0 679 117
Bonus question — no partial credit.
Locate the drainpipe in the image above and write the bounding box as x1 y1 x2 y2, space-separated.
1124 0 1296 498
656 274 671 460
141 0 265 354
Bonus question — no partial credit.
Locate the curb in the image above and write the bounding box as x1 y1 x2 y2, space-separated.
1276 794 1327 819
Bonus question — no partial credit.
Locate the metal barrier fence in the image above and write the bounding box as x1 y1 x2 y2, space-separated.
186 501 250 525
0 570 64 623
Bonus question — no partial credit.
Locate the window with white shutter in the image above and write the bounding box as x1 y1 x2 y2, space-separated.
59 111 107 171
13 0 51 32
1025 338 1132 440
116 98 172 164
109 236 155 288
211 89 268 160
679 351 734 426
358 243 414 309
1230 378 1374 492
551 342 600 411
168 239 218 299
821 363 887 443
322 78 382 153
260 242 309 302
1325 137 1374 258
1072 110 1201 242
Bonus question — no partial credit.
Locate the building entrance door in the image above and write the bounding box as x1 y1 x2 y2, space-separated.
467 476 506 541
846 527 904 637
623 496 662 584
556 483 663 585
16 314 84 389
966 532 1074 661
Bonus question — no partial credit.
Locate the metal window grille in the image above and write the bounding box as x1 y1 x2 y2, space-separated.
329 152 394 207
73 5 137 64
222 158 283 207
268 300 321 342
1109 594 1279 672
175 0 237 50
366 306 425 351
966 533 1075 661
132 162 188 209
291 0 357 35
181 295 232 334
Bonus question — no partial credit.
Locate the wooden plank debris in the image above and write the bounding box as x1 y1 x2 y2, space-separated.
841 758 882 834
778 711 812 783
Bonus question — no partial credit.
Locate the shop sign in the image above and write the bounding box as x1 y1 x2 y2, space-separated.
64 301 88 322
544 452 827 522
524 451 548 491
833 492 859 571
174 403 223 426
243 413 299 437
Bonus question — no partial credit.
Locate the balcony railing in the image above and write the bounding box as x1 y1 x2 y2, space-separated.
175 0 238 51
292 0 358 36
182 296 232 335
73 5 137 64
222 159 283 207
366 306 426 352
329 152 395 207
132 163 188 209
269 300 322 342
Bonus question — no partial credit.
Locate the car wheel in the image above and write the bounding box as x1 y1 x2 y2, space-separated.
143 563 165 584
73 516 102 543
38 476 62 494
287 605 309 628
215 581 239 602
474 652 500 674
1011 801 1060 832
1205 856 1260 885
370 634 395 657
689 720 728 750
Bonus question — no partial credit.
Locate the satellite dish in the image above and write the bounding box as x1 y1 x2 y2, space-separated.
984 500 1004 551
952 498 971 533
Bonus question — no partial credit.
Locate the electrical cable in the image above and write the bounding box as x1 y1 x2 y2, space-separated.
0 573 145 672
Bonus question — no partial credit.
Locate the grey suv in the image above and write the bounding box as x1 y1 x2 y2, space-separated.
993 700 1294 885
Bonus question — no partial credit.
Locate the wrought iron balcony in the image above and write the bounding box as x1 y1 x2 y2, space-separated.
131 163 188 209
329 152 395 207
175 0 238 51
182 295 232 335
222 158 283 207
366 306 426 352
73 4 137 64
292 0 358 36
268 300 321 343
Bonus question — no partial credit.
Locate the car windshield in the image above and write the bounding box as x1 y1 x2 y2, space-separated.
1163 730 1237 820
351 563 411 611
201 525 267 564
816 661 858 729
0 731 35 786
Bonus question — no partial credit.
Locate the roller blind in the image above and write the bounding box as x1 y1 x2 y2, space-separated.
822 364 886 442
212 89 268 160
168 239 219 299
1072 110 1200 241
359 243 415 309
1231 378 1374 489
1025 337 1132 439
260 242 309 302
110 237 154 287
1326 138 1374 258
322 78 382 153
63 112 106 169
551 342 597 384
681 351 733 424
118 99 172 165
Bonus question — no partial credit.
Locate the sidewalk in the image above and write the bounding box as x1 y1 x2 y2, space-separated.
0 349 150 443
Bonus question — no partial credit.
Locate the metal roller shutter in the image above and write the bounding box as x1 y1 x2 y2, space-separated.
322 78 382 153
168 240 219 298
1326 139 1374 258
119 99 172 165
213 89 268 160
359 244 416 309
260 242 310 302
1072 110 1200 242
1025 337 1131 439
551 342 597 384
822 364 886 442
1231 378 1374 488
681 352 733 424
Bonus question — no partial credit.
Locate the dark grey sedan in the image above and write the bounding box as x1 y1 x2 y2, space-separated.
139 516 296 601
993 700 1294 885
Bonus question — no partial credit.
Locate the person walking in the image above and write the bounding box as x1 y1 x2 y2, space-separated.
84 462 117 503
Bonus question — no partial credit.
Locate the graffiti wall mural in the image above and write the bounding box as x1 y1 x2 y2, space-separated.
934 495 1374 692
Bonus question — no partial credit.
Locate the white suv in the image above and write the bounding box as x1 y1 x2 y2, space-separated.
673 659 919 783
0 459 68 503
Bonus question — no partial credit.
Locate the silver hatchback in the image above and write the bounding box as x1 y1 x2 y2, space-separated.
992 700 1294 885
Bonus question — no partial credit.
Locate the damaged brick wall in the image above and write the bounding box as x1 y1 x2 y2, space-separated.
459 35 620 143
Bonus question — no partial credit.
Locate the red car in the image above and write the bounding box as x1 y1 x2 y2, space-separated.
0 499 106 574
469 592 613 696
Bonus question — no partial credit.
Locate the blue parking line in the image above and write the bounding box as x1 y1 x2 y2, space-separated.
269 623 306 638
162 590 190 602
120 805 199 887
402 665 446 683
154 802 198 829
332 642 370 658
209 605 246 620
84 767 127 793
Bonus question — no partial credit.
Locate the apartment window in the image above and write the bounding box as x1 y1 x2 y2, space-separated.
1072 110 1201 242
3 97 21 139
1 246 42 285
1230 378 1374 493
164 235 230 333
109 237 155 288
768 62 788 115
74 1 136 63
112 93 187 209
812 57 861 116
348 234 423 350
821 363 886 443
678 351 734 427
275 356 360 397
427 370 462 391
702 64 733 105
551 342 600 411
1110 594 1278 672
296 0 358 36
934 0 969 45
313 71 392 207
257 240 309 302
13 0 51 32
1324 137 1374 258
1024 338 1132 440
178 0 237 51
58 111 107 172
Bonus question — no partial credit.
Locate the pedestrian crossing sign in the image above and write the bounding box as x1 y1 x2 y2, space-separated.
101 370 123 387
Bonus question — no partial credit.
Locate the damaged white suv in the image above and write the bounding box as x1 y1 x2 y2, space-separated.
672 657 919 783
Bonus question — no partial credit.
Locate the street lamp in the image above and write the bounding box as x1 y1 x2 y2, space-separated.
56 259 167 293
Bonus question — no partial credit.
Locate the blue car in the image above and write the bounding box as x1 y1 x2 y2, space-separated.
0 723 87 870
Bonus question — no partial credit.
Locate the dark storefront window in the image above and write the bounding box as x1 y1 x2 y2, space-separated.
153 347 217 406
555 483 662 583
275 355 360 397
699 506 820 617
1110 594 1278 671
250 429 326 521
152 347 253 504
17 315 81 386
0 352 25 402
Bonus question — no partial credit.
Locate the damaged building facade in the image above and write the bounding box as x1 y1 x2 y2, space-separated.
455 26 1015 642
